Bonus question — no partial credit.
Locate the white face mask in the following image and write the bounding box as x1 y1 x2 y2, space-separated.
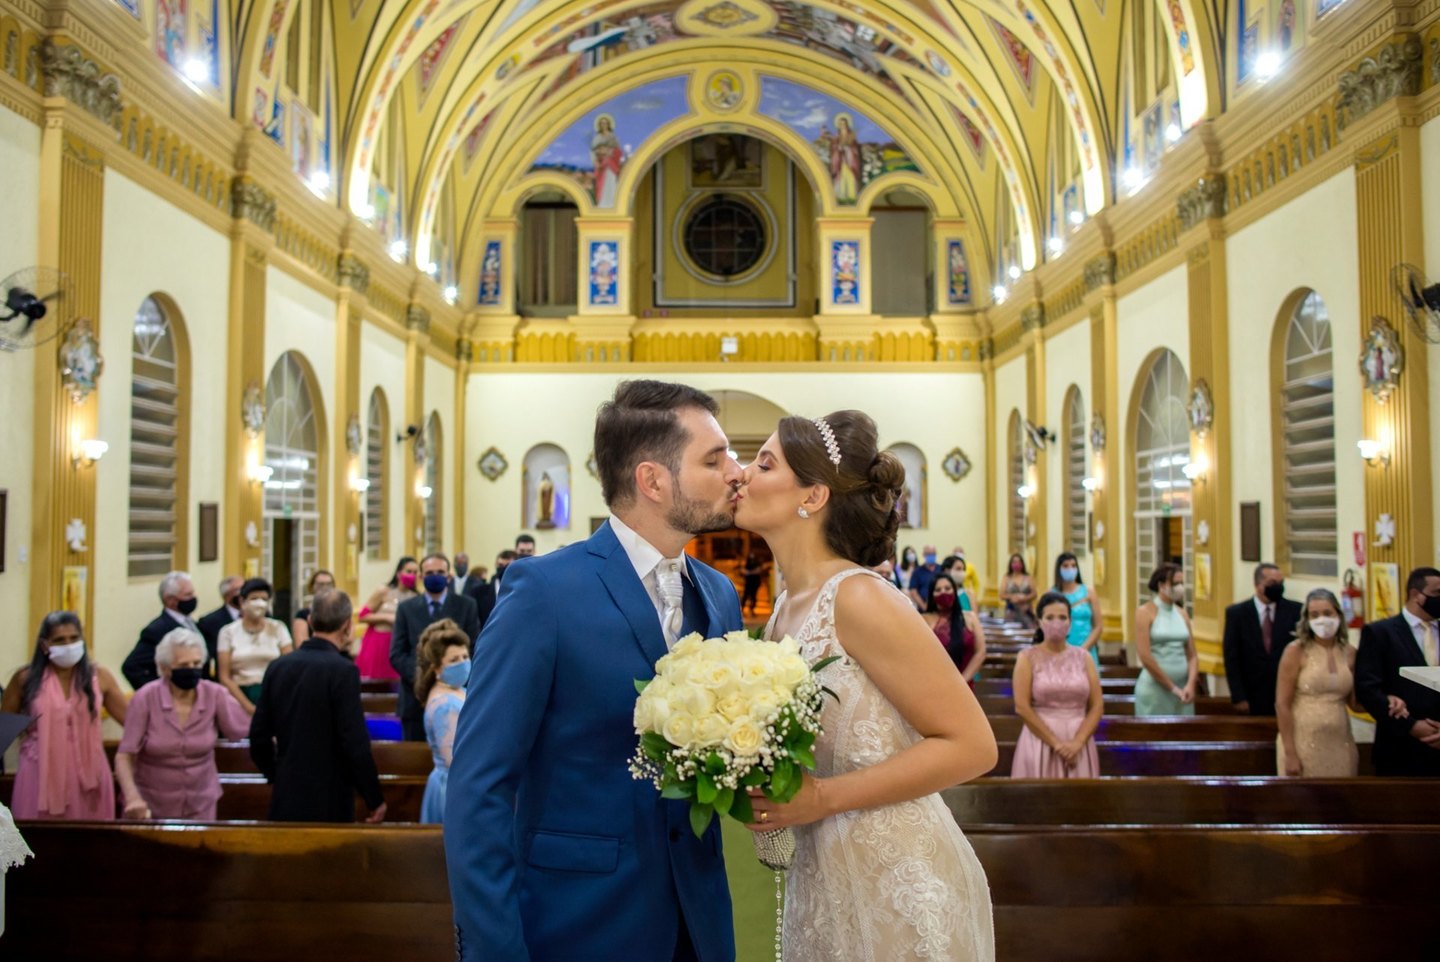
1310 616 1341 640
47 640 86 668
244 599 270 617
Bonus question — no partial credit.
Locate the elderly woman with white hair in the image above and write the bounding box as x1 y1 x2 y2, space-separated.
114 628 251 820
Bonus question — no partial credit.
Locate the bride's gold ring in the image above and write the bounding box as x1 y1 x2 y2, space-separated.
759 810 770 823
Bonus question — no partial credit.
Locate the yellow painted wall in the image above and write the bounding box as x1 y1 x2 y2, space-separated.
463 370 987 575
422 353 457 552
0 103 39 671
1224 168 1364 599
1423 114 1440 568
358 321 409 590
991 353 1028 582
1042 318 1093 583
94 170 232 679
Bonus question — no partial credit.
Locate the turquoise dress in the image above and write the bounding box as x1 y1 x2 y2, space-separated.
421 687 464 823
1062 584 1098 665
1134 601 1194 716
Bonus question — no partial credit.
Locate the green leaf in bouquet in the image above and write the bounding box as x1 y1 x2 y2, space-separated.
810 655 843 674
634 678 651 694
767 761 792 800
705 752 727 775
729 788 755 824
641 731 672 759
690 802 715 838
713 787 734 816
821 685 839 702
792 746 816 769
661 783 693 800
742 767 768 788
696 772 718 805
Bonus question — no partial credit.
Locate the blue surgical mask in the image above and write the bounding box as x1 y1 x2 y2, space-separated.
423 572 450 595
440 660 471 689
1060 566 1079 582
924 552 937 565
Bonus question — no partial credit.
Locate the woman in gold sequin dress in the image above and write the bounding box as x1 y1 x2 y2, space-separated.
1275 588 1359 777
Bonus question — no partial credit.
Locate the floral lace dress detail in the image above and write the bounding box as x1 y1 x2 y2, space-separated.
766 568 995 961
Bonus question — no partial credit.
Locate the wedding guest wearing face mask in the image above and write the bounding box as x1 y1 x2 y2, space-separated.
1054 552 1103 666
2 612 128 819
921 574 987 687
390 553 481 741
122 570 200 690
196 575 243 679
414 619 472 824
113 629 252 819
1001 554 1037 628
355 556 417 682
1133 564 1199 716
1355 566 1440 777
950 546 982 601
216 578 294 714
1010 593 1102 777
1222 563 1303 715
895 545 918 592
906 545 942 611
290 570 336 646
942 556 975 613
1275 590 1359 777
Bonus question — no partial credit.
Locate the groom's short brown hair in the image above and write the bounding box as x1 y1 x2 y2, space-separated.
594 380 719 508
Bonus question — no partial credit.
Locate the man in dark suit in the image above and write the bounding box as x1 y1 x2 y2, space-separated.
195 575 242 679
461 572 497 633
490 549 517 587
390 553 481 741
1222 563 1302 715
248 589 387 822
121 571 200 690
1356 566 1440 777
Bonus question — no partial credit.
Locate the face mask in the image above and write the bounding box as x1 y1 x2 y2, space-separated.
1423 595 1440 620
949 569 965 584
903 553 916 564
1041 620 1069 642
1060 566 1079 582
169 667 203 690
423 573 450 595
934 593 956 612
454 562 469 578
226 596 240 610
1011 563 1023 573
440 660 471 688
1309 617 1340 641
924 553 937 566
1263 581 1285 603
47 640 86 668
399 573 417 590
177 597 199 616
244 599 270 617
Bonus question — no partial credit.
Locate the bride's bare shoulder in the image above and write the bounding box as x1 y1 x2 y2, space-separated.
833 571 922 634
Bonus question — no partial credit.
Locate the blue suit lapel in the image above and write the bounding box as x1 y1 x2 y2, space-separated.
589 523 669 668
689 566 727 638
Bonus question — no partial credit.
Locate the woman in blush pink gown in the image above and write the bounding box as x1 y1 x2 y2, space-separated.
1011 592 1103 778
355 556 417 681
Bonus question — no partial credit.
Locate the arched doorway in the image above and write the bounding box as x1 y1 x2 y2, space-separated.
1131 350 1192 610
262 352 327 622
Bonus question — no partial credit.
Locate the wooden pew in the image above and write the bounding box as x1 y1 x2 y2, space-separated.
986 714 1276 742
100 739 435 776
979 693 1241 715
9 821 1437 960
946 777 1438 826
360 691 399 714
989 740 1278 777
974 676 1136 696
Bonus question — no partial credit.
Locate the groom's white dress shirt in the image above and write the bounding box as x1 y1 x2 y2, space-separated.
609 515 690 649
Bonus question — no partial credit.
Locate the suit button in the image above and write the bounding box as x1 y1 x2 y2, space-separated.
670 829 681 842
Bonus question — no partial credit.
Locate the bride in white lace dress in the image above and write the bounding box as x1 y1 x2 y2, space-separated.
734 411 997 962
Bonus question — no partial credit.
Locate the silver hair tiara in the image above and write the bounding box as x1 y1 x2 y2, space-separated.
813 417 842 467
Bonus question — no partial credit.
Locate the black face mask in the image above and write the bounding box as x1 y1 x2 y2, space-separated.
169 667 203 691
1423 595 1440 620
177 597 199 616
454 563 469 578
1263 581 1285 603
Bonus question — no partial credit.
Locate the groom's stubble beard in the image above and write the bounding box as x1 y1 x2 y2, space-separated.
666 476 736 535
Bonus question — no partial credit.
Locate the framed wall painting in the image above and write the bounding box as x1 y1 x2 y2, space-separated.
1239 501 1262 563
198 502 219 563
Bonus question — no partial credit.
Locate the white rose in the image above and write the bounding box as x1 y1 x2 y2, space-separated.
724 630 754 645
745 687 782 721
672 682 717 718
716 690 749 722
672 634 705 657
663 712 697 748
693 713 730 747
736 653 774 687
724 717 764 757
693 658 739 692
777 653 810 688
775 635 802 657
635 689 672 732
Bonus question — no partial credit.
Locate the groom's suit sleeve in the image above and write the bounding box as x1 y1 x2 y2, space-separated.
444 561 558 960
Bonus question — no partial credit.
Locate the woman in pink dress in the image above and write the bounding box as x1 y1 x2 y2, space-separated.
1 612 129 819
356 556 417 680
114 628 252 820
1010 592 1103 778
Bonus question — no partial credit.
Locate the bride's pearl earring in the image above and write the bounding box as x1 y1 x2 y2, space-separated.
797 506 809 519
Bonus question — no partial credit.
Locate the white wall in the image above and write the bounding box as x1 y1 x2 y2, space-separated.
0 105 39 671
358 322 409 591
1423 115 1440 567
423 353 457 554
1042 319 1093 581
991 353 1027 582
465 370 988 577
93 170 232 677
1225 167 1363 598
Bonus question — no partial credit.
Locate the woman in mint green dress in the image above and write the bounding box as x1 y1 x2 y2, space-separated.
1054 552 1102 666
1133 563 1199 716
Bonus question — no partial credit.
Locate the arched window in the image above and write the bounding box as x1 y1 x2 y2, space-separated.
523 443 572 530
1007 411 1025 554
364 388 388 560
1063 387 1087 557
519 194 579 316
263 352 324 621
1134 350 1192 607
1277 290 1337 576
128 296 187 577
884 443 927 529
423 412 443 555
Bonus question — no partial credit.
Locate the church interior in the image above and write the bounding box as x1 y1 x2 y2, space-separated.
1 0 1439 957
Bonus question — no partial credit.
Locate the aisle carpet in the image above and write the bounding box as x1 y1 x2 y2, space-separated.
722 817 785 962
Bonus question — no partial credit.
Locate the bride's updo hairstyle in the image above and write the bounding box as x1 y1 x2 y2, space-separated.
777 410 907 566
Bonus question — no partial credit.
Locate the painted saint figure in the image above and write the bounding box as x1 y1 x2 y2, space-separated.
537 473 556 529
591 114 623 207
822 114 862 204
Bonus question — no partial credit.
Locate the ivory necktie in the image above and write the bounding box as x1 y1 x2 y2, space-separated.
1425 622 1439 668
655 558 685 649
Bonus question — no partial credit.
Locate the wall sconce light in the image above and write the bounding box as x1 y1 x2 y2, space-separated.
416 483 433 500
1081 476 1101 493
247 462 275 485
1016 483 1036 500
1357 439 1390 467
1182 455 1209 482
350 476 371 493
72 438 109 469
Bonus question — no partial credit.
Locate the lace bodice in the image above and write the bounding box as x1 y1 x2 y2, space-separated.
766 568 994 962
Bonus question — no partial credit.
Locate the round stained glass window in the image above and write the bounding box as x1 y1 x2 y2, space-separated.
683 195 766 278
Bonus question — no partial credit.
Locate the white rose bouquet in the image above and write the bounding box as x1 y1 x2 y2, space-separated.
629 631 838 846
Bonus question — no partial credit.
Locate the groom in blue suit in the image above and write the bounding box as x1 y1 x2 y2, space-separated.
446 381 745 961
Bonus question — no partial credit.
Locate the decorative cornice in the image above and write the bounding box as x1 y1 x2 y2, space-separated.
406 305 432 334
1020 304 1046 332
337 253 370 295
1336 37 1424 129
1176 175 1229 232
1083 252 1116 291
1431 38 1439 87
231 179 277 232
40 40 122 129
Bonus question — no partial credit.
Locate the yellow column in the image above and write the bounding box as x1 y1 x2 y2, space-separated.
470 220 520 363
403 305 430 558
30 96 110 628
453 334 471 554
332 254 367 595
814 217 876 361
1086 255 1124 639
981 340 998 605
562 216 633 363
1023 306 1047 576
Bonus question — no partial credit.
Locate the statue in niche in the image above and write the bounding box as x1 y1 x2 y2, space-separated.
537 472 557 529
